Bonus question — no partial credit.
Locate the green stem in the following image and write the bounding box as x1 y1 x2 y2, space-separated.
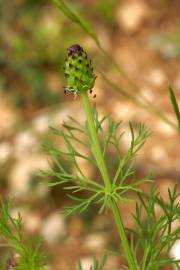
111 199 138 269
80 91 138 270
81 91 111 191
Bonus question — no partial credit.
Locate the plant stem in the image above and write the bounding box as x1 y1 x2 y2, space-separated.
81 91 111 191
80 91 138 270
111 199 138 269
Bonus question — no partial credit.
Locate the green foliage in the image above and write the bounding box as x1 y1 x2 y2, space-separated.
1 1 179 268
40 108 151 216
41 63 179 268
0 199 45 270
41 89 180 269
52 0 100 46
95 0 119 24
169 85 180 132
132 185 180 270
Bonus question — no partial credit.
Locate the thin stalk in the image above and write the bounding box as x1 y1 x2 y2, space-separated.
111 199 139 270
81 91 111 191
80 91 138 270
100 72 177 131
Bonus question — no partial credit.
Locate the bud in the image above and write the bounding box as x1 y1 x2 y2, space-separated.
64 44 96 96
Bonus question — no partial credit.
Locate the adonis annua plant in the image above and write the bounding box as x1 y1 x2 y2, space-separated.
39 44 180 270
0 44 179 270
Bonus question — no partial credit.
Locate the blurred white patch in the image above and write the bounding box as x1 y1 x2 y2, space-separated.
150 146 166 161
139 87 155 102
41 212 66 243
9 156 48 198
156 120 176 137
14 131 37 158
116 1 149 34
79 257 94 270
144 68 166 87
112 101 135 120
84 233 106 251
32 115 49 133
170 240 180 269
0 142 11 163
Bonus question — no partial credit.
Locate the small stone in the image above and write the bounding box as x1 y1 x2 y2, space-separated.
9 156 48 198
41 212 66 243
84 233 106 251
78 257 94 270
32 115 49 133
156 120 176 137
150 146 167 162
144 68 166 87
112 100 135 120
116 1 149 34
170 240 180 269
14 131 37 159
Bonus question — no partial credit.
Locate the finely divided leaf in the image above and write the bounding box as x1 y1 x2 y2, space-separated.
52 0 100 46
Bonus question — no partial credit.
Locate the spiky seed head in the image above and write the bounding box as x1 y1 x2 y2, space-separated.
64 44 96 96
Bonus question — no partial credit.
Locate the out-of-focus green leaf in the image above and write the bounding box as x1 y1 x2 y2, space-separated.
169 85 180 132
52 0 100 46
95 0 118 24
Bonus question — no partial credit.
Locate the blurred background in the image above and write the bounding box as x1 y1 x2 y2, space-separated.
0 0 180 269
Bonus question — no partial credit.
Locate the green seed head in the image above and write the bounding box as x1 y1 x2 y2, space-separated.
64 44 96 96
